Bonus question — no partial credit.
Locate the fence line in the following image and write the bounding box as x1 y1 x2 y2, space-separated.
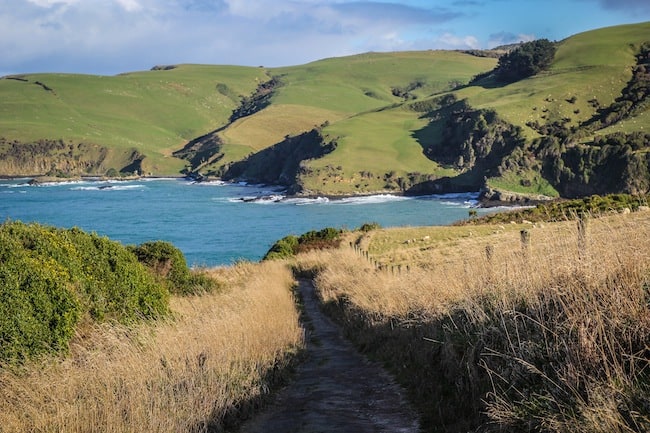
350 242 410 274
350 216 591 277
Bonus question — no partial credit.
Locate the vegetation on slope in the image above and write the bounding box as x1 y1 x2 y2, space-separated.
462 23 650 199
187 50 497 187
264 227 342 260
0 222 217 363
222 23 649 198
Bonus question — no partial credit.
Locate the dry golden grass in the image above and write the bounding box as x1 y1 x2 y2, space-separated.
316 212 649 315
0 260 303 433
298 210 650 432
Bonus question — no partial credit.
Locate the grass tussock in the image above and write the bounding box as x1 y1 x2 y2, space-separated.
0 260 304 433
299 211 650 432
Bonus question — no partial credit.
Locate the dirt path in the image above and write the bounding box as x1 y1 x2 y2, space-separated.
237 279 420 433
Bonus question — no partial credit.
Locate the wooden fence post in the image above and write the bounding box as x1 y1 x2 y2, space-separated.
577 212 589 259
485 245 494 263
520 230 530 258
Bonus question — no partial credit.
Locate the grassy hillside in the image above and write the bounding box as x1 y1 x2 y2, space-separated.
1 22 648 198
198 50 497 182
0 50 495 179
207 22 650 197
462 22 648 133
0 65 268 174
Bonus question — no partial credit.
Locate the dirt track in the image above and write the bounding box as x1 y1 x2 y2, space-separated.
237 279 419 433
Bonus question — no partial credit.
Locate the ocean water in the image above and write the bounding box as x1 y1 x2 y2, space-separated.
0 178 491 266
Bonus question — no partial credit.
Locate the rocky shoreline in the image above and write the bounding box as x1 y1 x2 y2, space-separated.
477 186 555 208
6 173 555 209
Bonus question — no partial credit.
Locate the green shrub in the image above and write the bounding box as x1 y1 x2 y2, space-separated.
129 240 219 295
263 235 299 261
298 227 340 243
130 241 189 292
359 222 381 232
0 221 170 362
264 227 343 260
0 233 80 362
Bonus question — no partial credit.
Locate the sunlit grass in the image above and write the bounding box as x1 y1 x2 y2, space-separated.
0 260 304 433
298 209 650 431
220 104 345 153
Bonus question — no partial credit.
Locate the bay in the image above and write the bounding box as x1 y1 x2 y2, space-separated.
0 178 493 266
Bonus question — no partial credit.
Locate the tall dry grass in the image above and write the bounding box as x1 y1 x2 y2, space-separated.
299 211 650 432
0 260 304 433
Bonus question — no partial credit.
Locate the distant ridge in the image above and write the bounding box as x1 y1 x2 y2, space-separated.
0 21 648 200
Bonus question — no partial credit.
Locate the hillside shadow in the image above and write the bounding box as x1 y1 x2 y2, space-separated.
404 171 483 196
410 115 442 164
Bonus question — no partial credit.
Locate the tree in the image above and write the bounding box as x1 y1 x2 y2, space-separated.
495 39 556 82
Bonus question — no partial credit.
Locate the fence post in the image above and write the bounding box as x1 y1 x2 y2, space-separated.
485 244 495 283
520 230 530 258
485 245 494 263
577 212 589 259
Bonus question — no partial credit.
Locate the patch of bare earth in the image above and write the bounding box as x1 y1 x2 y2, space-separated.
236 279 419 433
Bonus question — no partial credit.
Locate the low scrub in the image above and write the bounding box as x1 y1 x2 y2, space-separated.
465 193 650 225
264 227 342 260
299 211 650 432
129 240 218 295
0 221 169 362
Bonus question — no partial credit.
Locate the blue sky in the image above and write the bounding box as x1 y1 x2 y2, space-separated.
1 0 649 76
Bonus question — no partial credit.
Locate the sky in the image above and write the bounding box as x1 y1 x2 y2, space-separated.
1 0 650 76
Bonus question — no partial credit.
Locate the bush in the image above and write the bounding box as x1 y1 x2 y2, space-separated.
0 233 80 362
130 241 217 295
359 222 381 232
298 227 340 243
0 221 170 362
130 241 189 290
263 235 299 261
495 39 556 82
264 227 342 260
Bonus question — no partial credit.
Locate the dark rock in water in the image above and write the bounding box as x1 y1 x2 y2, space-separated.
185 172 206 183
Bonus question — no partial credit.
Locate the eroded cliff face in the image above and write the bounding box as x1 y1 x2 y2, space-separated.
0 138 144 177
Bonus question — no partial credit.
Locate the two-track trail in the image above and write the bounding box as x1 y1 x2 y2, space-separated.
237 279 420 433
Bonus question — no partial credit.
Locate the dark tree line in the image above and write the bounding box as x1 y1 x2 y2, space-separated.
494 39 556 82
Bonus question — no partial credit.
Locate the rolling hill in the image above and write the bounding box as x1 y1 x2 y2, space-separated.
1 22 648 200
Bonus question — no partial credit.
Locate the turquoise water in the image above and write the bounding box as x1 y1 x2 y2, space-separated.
0 178 490 266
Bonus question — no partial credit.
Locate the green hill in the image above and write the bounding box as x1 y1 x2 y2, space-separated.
0 65 268 175
1 22 649 200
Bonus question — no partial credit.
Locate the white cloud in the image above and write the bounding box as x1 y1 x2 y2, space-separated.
487 32 536 48
3 0 650 75
115 0 142 12
26 0 79 7
437 32 480 49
